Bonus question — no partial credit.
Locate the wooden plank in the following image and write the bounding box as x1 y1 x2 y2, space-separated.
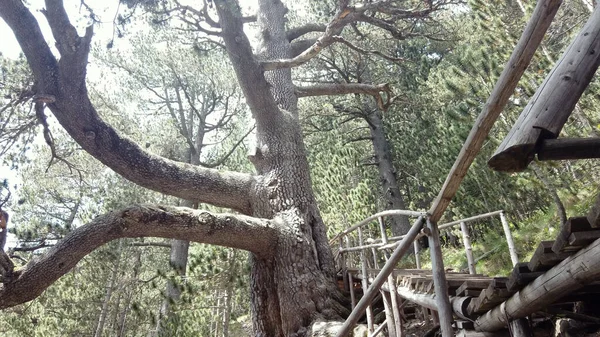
587 193 600 227
506 262 544 292
552 217 593 253
469 284 513 314
528 241 573 271
428 0 562 222
457 280 493 297
489 6 600 172
538 138 600 161
475 237 600 332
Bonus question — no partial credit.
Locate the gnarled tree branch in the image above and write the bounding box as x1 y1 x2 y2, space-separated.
0 0 255 214
0 205 278 309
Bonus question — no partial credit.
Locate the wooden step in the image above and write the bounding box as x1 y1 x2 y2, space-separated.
552 217 596 253
506 262 544 292
528 241 573 272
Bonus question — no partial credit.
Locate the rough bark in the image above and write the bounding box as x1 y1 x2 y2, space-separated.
0 205 276 309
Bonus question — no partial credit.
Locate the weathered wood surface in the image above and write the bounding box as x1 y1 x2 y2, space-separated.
428 0 562 222
508 318 534 337
588 193 600 227
500 212 519 266
468 284 513 314
528 241 573 272
461 221 477 274
475 237 600 331
506 262 544 292
427 219 454 336
489 6 600 172
394 284 473 321
537 138 600 161
552 217 593 253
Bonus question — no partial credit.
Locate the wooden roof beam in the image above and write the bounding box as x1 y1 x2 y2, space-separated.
488 6 600 172
429 0 562 223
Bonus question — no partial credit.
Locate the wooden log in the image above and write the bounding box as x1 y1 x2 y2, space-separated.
489 6 600 172
528 241 573 272
428 0 562 222
475 237 600 332
500 212 519 266
394 284 473 321
506 262 544 292
414 240 421 269
336 217 425 337
427 219 454 336
537 138 600 161
552 217 593 253
588 193 600 228
460 221 477 274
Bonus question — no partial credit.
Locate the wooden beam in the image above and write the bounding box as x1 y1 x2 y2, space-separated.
474 236 600 332
537 138 600 161
489 6 600 172
528 241 573 272
552 217 593 253
429 0 562 222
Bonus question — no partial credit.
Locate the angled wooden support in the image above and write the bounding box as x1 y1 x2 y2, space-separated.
335 217 425 337
429 0 562 222
489 6 600 172
500 212 519 266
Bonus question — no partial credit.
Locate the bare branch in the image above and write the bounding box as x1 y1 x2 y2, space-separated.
286 23 326 41
0 0 255 214
296 83 395 110
295 83 391 98
0 205 278 309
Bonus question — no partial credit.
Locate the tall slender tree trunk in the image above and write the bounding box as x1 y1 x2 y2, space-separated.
94 240 123 337
365 109 411 236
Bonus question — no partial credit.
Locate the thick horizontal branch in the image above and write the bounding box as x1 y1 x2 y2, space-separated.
295 83 391 98
0 205 277 309
0 0 255 214
286 23 326 41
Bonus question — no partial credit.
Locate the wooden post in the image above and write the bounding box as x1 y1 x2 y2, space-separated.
427 219 454 336
413 241 421 269
336 217 425 337
371 247 379 269
378 216 388 244
339 238 348 291
387 274 403 337
428 0 562 222
358 227 375 333
349 272 356 309
381 289 397 337
489 5 600 172
460 221 477 274
499 212 519 266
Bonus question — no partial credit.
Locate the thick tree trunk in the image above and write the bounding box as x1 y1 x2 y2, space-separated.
240 1 344 335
